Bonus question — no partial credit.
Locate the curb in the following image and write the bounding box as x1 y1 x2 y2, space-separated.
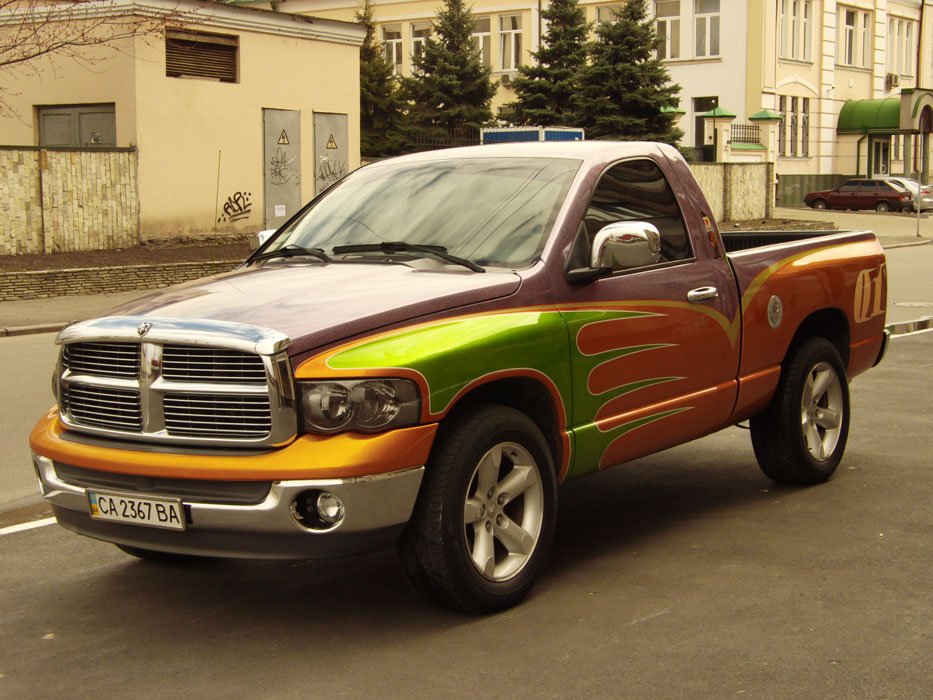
887 316 933 337
0 322 69 338
884 239 932 249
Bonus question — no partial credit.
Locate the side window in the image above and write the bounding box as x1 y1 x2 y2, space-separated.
838 181 860 192
876 181 898 194
583 159 693 263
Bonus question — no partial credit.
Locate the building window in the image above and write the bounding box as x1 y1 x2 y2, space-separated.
887 17 916 77
165 30 238 83
656 1 680 59
779 0 811 61
596 4 622 27
37 104 116 148
838 7 870 68
694 0 719 57
383 26 402 73
801 97 809 157
473 18 491 67
778 96 787 156
499 15 522 71
777 95 809 157
411 22 432 63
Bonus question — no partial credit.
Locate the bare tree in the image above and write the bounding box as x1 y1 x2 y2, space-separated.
0 0 210 116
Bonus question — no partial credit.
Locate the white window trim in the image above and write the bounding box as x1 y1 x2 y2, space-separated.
499 14 522 72
693 0 720 58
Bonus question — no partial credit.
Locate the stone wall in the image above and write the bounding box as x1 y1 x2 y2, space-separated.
689 162 775 221
0 261 238 302
0 147 139 256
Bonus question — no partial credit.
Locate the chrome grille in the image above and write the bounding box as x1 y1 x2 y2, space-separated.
163 393 272 438
62 385 143 431
55 319 294 447
63 342 140 378
162 345 267 385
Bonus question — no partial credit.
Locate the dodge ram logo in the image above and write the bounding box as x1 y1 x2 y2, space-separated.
137 322 153 337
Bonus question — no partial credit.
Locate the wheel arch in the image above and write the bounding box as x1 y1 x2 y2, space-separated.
437 376 566 479
784 308 851 370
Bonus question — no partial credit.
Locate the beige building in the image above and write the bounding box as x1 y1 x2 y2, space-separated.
266 0 933 190
0 0 364 239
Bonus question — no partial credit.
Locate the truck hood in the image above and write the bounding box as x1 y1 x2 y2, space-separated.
106 262 522 355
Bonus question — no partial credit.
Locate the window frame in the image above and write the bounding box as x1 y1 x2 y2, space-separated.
655 0 681 60
411 22 433 64
382 25 403 74
472 17 492 68
580 157 696 274
693 0 720 58
779 0 812 61
837 6 871 69
499 14 522 71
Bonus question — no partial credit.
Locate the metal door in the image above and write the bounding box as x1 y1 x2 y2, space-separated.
313 112 349 196
263 108 301 230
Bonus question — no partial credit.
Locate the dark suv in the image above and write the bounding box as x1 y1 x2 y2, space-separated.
804 179 911 212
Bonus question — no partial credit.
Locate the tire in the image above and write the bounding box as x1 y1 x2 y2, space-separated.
116 544 202 564
750 337 850 485
875 200 891 213
398 405 557 613
811 199 827 210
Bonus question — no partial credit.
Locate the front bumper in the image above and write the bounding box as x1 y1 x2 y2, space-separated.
33 453 425 559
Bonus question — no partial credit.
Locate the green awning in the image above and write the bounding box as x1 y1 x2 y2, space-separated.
837 98 901 133
700 107 737 118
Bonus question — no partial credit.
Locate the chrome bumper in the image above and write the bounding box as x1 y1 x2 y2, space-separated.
33 454 424 559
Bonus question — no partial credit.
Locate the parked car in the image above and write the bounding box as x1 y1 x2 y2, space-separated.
877 176 933 211
31 142 889 613
804 178 912 212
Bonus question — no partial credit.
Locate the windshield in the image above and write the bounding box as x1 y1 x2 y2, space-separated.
268 156 581 268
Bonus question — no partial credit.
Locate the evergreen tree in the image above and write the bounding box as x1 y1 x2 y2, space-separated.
508 0 589 126
356 0 408 156
573 0 683 143
403 0 496 135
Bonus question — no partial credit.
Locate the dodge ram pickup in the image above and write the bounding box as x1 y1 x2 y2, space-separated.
30 142 889 613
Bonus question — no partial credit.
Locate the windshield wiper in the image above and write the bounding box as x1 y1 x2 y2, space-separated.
332 242 484 273
248 244 331 266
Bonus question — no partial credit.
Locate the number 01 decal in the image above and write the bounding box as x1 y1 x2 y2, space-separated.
854 264 886 323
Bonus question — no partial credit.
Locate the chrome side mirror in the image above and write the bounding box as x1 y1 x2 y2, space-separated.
591 222 661 270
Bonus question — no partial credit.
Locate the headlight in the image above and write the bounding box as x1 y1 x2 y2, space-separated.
298 379 421 434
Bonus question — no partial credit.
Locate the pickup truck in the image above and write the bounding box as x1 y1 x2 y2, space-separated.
30 142 889 613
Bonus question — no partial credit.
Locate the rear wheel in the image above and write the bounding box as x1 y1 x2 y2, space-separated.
398 405 557 613
750 338 850 485
875 200 891 213
811 199 827 210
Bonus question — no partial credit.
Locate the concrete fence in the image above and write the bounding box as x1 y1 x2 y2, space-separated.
689 162 775 222
0 149 774 259
0 261 239 302
0 147 139 256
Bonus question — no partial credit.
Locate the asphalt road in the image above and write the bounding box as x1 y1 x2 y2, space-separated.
1 333 930 698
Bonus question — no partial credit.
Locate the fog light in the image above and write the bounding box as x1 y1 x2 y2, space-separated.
316 492 345 525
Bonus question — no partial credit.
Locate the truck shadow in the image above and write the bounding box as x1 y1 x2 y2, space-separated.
29 431 807 652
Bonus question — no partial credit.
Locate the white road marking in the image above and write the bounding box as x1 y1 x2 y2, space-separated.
0 517 56 536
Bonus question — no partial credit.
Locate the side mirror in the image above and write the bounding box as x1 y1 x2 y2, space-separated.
591 222 661 271
250 229 276 251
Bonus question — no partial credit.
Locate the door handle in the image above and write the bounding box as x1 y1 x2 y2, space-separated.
687 286 719 304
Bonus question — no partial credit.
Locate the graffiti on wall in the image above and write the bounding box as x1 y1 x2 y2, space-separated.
218 191 253 223
317 157 347 191
270 147 298 186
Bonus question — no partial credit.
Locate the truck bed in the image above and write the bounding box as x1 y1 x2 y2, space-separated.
720 228 848 253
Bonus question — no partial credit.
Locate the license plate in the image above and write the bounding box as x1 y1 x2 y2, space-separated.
87 490 185 531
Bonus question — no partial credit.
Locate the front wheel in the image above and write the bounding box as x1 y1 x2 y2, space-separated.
811 199 827 210
750 338 850 485
398 405 557 613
